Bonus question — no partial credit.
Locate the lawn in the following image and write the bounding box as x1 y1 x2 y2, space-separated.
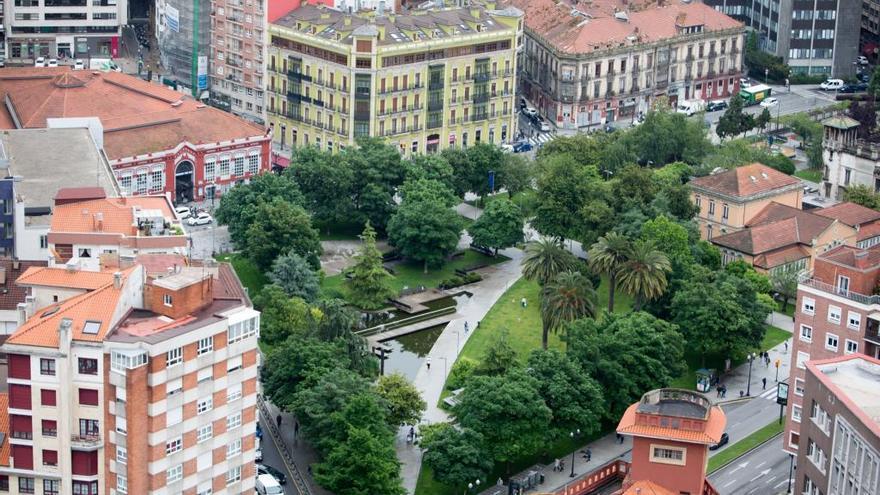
320 250 509 300
669 325 792 390
794 169 823 183
215 253 268 298
314 220 366 241
776 299 795 317
708 420 784 473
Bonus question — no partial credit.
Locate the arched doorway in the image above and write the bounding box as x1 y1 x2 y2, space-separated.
174 161 194 203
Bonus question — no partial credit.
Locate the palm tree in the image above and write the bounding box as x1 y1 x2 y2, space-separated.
588 233 632 312
540 271 598 349
617 240 671 311
521 237 578 286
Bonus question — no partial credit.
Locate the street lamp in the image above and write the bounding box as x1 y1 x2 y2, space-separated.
569 429 581 478
467 479 481 494
787 453 795 493
745 353 757 396
765 67 769 85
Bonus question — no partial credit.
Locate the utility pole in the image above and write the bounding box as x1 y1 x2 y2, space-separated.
372 345 391 375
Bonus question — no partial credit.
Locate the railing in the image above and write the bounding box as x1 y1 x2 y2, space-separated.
378 83 424 95
70 434 101 449
257 396 311 495
286 71 311 82
799 273 880 305
378 104 424 116
534 459 628 495
355 305 457 338
380 125 423 137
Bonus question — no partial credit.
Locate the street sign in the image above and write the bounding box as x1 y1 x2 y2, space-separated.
776 382 789 406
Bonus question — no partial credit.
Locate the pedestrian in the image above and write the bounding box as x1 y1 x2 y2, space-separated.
427 357 431 370
276 414 282 428
554 458 560 472
762 377 767 390
784 341 789 352
585 448 592 462
722 385 727 398
307 465 312 476
715 385 721 398
521 297 527 308
464 321 469 333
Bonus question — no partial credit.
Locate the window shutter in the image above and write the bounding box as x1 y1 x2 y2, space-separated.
42 449 58 466
8 354 30 379
10 415 32 437
40 389 56 407
11 445 33 470
78 389 99 406
9 384 31 410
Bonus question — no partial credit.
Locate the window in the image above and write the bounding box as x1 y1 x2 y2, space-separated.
197 367 213 383
72 481 99 495
166 347 182 367
197 397 213 414
847 311 861 330
226 466 242 485
708 200 716 216
118 175 132 194
117 475 127 494
825 333 839 352
43 480 59 495
227 438 242 457
248 154 260 175
233 156 245 176
650 445 686 465
42 449 57 466
227 383 242 402
136 171 148 194
40 358 56 376
800 324 813 343
40 235 48 249
197 486 213 495
78 358 98 375
197 336 213 355
116 445 127 464
845 339 858 354
792 405 802 423
722 203 729 220
219 157 230 176
802 297 815 315
163 293 173 307
167 464 183 483
41 389 56 406
197 424 213 443
78 389 99 406
18 478 34 494
797 351 810 369
828 305 842 324
42 420 57 437
79 419 99 437
204 159 216 181
227 355 243 373
78 248 92 258
795 378 805 396
166 436 183 454
167 378 183 395
227 412 242 430
836 275 850 295
150 168 164 193
166 407 182 427
228 317 258 344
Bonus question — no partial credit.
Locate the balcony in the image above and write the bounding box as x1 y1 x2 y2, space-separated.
378 104 424 116
472 92 489 104
427 100 444 111
287 71 312 82
287 92 313 104
799 273 880 306
472 71 494 82
428 80 444 90
354 110 371 120
71 434 102 450
381 125 423 137
378 83 424 95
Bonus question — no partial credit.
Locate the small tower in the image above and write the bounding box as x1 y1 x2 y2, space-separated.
617 389 727 495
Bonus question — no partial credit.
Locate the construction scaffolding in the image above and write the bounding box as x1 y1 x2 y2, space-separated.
154 0 211 97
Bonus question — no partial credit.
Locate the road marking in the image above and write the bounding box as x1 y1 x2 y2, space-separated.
729 461 750 474
749 468 771 482
723 479 737 488
755 461 766 469
765 476 777 484
775 479 790 488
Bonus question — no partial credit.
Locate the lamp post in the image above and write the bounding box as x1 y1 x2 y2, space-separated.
746 352 757 396
765 67 769 84
569 429 581 478
787 453 795 493
466 479 481 494
437 356 448 378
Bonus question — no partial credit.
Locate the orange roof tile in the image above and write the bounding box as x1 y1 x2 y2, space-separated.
815 202 880 228
502 0 742 54
16 266 115 290
690 163 801 199
623 480 677 495
0 68 266 160
0 393 8 467
616 402 726 445
753 245 811 270
711 202 837 257
857 221 880 242
6 268 135 348
50 196 174 235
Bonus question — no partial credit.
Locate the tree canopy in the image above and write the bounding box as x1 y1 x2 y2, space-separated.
242 198 321 270
469 198 524 255
268 251 320 302
346 222 396 309
215 173 304 246
387 180 463 272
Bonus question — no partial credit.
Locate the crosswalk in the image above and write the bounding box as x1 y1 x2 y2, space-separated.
757 386 779 401
526 132 556 147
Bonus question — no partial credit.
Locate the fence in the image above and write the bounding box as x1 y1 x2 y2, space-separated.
354 305 457 338
257 395 312 495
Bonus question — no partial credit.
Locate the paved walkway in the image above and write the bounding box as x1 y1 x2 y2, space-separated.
261 400 332 495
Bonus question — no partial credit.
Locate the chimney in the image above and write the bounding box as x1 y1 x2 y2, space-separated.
58 317 72 348
96 212 104 232
16 302 27 327
25 295 35 319
113 271 123 289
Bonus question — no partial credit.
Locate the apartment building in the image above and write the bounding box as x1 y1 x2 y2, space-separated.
0 255 259 495
785 243 880 453
4 0 127 62
794 355 880 495
706 0 860 77
865 0 880 44
814 202 880 250
267 2 522 156
504 0 744 130
210 0 267 124
689 163 803 241
821 115 880 201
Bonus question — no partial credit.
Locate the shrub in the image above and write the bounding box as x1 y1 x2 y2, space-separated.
439 272 482 289
446 357 479 390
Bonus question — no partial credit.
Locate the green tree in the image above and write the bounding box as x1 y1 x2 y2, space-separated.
260 337 350 411
469 199 523 255
375 373 426 427
243 199 321 270
616 240 671 310
346 222 396 309
286 145 354 228
405 154 456 192
291 368 373 453
313 298 359 341
313 426 405 495
844 184 880 209
498 154 533 198
756 108 772 133
566 312 685 419
477 328 519 376
621 107 711 166
588 233 632 312
540 271 598 349
536 132 607 167
716 96 755 140
532 154 612 242
346 137 407 230
869 64 880 99
611 164 658 213
526 349 604 436
521 237 579 286
268 251 320 302
640 215 693 266
653 183 700 221
253 285 315 345
465 143 506 199
387 187 463 273
398 177 458 208
439 147 474 198
771 268 799 313
421 424 493 488
454 370 552 468
214 173 303 246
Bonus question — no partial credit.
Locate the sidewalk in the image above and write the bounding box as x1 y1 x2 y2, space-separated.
711 330 793 405
261 400 333 495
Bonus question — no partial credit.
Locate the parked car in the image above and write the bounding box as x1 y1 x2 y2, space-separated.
759 97 779 108
820 79 845 91
707 99 729 112
858 55 870 65
257 464 287 485
255 437 263 462
255 474 283 495
0 57 5 68
174 206 191 219
47 59 58 68
73 59 85 70
513 141 533 153
840 82 868 93
709 432 730 451
523 106 538 118
519 97 527 110
860 72 871 83
187 212 212 226
535 116 551 132
739 78 751 88
34 57 46 67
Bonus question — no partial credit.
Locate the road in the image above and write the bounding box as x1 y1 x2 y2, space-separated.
713 387 786 451
257 418 301 495
709 434 793 495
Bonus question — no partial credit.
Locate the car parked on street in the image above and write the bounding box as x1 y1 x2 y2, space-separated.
709 432 730 451
820 79 845 91
73 59 85 70
187 212 212 226
759 97 779 108
840 82 868 93
858 55 869 65
47 59 58 68
256 474 283 495
535 116 551 132
34 57 46 67
174 206 191 219
257 463 287 485
707 100 729 112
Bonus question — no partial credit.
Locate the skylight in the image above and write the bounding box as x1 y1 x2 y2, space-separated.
82 321 101 335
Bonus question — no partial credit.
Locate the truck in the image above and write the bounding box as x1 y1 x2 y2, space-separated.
675 99 706 116
739 84 772 106
89 58 121 72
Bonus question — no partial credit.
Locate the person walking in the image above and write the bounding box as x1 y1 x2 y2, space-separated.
427 357 431 371
585 448 592 462
294 421 299 439
521 297 527 308
464 321 469 333
554 458 560 472
762 377 767 390
276 414 282 428
784 341 789 352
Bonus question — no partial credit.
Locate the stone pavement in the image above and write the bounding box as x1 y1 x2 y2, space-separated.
261 399 333 495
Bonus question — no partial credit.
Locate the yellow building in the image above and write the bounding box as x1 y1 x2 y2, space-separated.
266 2 523 156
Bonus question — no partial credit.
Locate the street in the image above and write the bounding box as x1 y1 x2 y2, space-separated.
257 418 301 495
713 387 787 453
709 434 793 495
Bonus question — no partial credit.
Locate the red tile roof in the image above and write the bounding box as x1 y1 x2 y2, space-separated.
815 202 880 228
623 480 677 495
857 222 880 242
753 245 811 270
16 266 116 290
502 0 742 54
0 259 47 310
711 202 836 258
50 196 174 235
690 163 801 199
820 245 880 269
53 187 107 203
617 402 726 445
0 68 267 160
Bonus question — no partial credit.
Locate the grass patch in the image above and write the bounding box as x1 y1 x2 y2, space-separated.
669 325 792 389
314 220 369 241
794 169 822 183
776 299 795 317
320 250 509 300
708 420 784 473
215 253 268 298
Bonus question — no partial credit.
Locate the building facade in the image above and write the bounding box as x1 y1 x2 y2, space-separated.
0 257 259 495
4 0 127 62
209 0 267 124
706 0 861 77
266 2 522 157
821 116 879 201
793 355 880 495
155 0 211 97
505 0 745 130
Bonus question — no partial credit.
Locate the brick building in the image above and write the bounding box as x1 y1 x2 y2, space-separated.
0 68 271 205
793 355 880 495
0 255 259 495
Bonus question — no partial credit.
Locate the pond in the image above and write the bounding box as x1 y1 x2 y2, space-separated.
382 324 446 381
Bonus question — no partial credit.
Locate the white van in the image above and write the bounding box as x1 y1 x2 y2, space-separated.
256 473 283 495
676 99 705 116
